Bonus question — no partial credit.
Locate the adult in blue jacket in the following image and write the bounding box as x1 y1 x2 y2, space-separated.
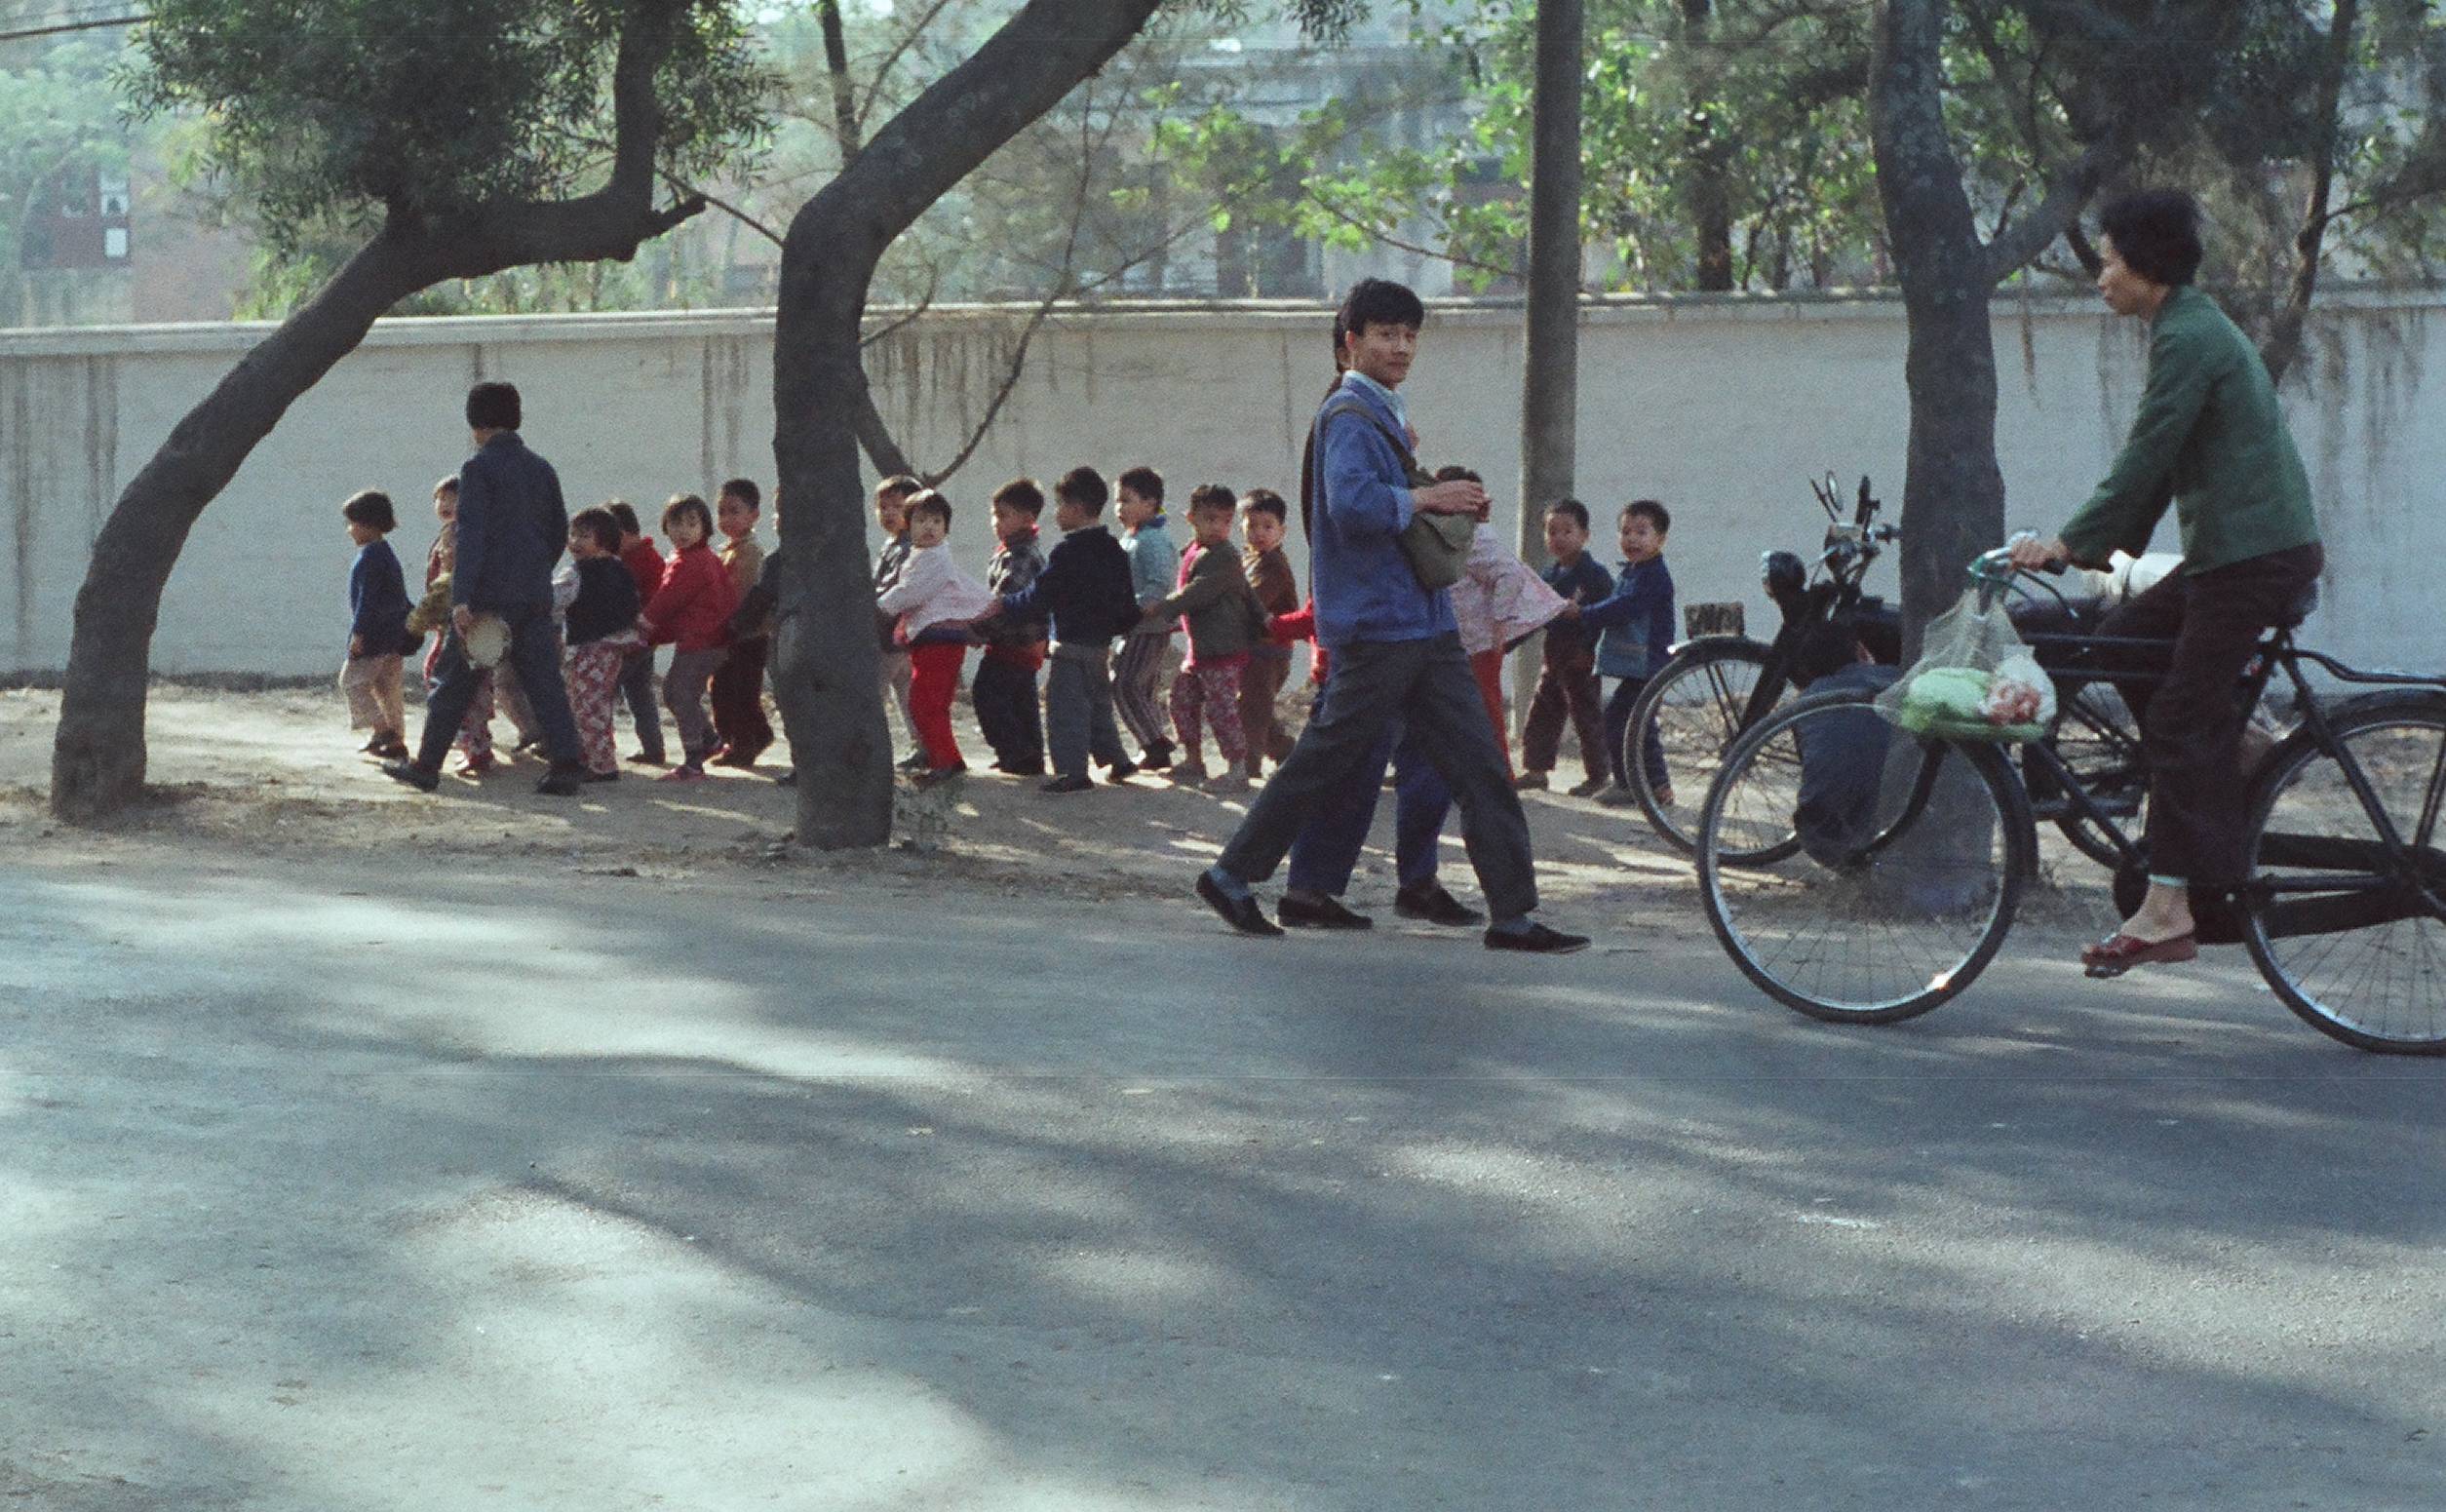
1196 279 1587 953
385 381 587 795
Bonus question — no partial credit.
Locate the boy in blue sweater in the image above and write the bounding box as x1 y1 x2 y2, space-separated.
339 488 411 760
1568 499 1677 805
1518 498 1614 795
980 466 1141 794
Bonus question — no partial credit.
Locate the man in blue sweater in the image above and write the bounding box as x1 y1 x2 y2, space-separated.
1196 280 1587 953
385 381 587 796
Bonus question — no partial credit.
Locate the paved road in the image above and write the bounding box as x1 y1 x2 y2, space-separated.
3 851 2440 1510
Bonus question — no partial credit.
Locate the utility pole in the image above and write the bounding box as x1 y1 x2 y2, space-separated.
1515 0 1584 711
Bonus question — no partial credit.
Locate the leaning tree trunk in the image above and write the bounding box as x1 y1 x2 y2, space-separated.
51 233 435 818
770 0 1163 849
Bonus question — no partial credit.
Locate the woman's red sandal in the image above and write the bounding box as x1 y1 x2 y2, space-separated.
2081 931 2198 979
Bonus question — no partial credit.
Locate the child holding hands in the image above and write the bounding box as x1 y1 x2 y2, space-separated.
875 489 996 785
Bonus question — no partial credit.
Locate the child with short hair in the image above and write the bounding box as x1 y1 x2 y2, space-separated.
1571 499 1678 805
980 465 1139 793
561 506 642 781
1148 484 1262 790
709 477 774 766
1237 488 1300 780
1519 498 1615 795
872 474 928 768
974 477 1051 775
639 493 738 782
605 499 667 765
875 489 996 785
339 489 411 760
1113 464 1180 769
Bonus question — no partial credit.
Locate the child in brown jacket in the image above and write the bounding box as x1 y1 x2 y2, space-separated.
1148 484 1262 791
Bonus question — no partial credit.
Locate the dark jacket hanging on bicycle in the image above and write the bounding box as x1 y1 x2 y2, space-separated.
2056 287 2319 573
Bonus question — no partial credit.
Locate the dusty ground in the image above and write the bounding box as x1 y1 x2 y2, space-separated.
0 682 1750 938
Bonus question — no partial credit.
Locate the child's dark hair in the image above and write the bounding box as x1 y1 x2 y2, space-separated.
906 489 952 527
662 492 713 539
1434 465 1482 485
2096 189 2204 287
1240 488 1287 524
341 489 396 533
1187 483 1236 515
604 500 640 536
465 380 521 432
991 477 1045 517
718 477 761 512
1544 498 1590 532
877 474 923 503
569 506 622 554
1116 465 1164 505
1337 277 1426 341
1054 466 1108 514
1624 498 1672 534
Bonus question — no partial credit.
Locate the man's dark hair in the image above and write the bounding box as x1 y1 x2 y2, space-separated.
2097 190 2204 287
991 477 1045 517
341 489 396 533
570 506 622 554
1240 487 1287 523
1434 465 1482 485
907 489 952 526
1337 277 1426 342
718 477 761 512
1055 466 1108 514
877 474 923 501
1544 498 1590 532
604 500 641 536
465 380 522 432
1625 498 1672 534
1187 483 1236 516
1116 465 1164 505
661 493 713 539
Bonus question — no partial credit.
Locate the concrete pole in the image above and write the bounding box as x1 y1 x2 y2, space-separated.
1514 0 1585 720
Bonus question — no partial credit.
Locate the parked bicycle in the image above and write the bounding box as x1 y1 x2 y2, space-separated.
1693 547 2446 1054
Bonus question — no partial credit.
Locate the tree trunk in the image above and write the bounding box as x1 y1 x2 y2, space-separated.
50 232 434 819
1870 0 2003 651
1681 0 1735 292
770 0 1162 849
1514 0 1584 717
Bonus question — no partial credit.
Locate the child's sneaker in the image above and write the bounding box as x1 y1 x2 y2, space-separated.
1199 771 1251 795
1173 758 1210 786
1040 774 1094 795
1566 776 1610 797
1513 770 1549 791
1596 783 1640 807
656 764 707 783
912 761 968 790
457 753 496 777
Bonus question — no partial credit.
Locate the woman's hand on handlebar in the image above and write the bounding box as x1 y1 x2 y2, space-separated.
2006 532 2070 572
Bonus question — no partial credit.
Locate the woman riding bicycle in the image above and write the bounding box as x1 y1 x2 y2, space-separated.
2007 190 2324 976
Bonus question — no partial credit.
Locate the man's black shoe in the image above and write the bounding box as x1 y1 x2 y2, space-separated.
1041 774 1095 795
1395 882 1485 927
1196 872 1283 937
1484 921 1592 955
535 763 586 796
1104 759 1139 782
772 768 797 786
1138 742 1176 771
583 768 620 784
1278 893 1374 930
382 758 442 793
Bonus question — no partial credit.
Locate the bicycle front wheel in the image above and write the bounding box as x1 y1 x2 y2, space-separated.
1624 637 1778 858
2241 695 2446 1054
1698 690 2033 1024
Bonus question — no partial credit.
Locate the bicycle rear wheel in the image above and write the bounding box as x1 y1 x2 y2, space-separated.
1625 637 1778 858
1698 689 2033 1024
2240 696 2446 1053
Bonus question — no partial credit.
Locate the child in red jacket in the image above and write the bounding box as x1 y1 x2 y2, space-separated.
639 493 738 782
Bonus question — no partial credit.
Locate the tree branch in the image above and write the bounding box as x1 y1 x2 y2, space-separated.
1983 130 2124 285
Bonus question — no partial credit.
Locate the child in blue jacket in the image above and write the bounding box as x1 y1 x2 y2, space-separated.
1569 500 1676 804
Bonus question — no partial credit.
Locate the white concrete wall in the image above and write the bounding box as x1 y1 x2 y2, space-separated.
4 291 2441 678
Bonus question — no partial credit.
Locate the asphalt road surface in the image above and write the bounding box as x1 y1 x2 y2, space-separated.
3 851 2439 1510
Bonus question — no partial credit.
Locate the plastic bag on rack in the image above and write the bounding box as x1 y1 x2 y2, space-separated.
1874 589 2055 743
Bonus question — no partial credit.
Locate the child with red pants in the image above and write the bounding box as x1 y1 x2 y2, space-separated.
874 489 996 785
